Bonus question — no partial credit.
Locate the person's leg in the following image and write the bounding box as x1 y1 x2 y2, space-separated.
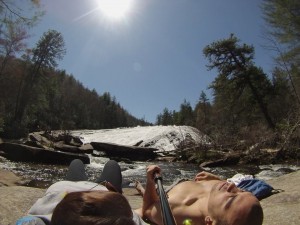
96 160 122 193
134 180 145 196
65 159 88 181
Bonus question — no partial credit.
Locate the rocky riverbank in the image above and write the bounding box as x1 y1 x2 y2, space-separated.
0 126 209 165
0 168 299 225
1 127 296 168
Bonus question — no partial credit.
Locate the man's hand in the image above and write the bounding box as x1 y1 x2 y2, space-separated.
146 165 161 184
194 171 221 182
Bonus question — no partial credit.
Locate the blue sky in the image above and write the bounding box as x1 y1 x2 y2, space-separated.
28 0 275 123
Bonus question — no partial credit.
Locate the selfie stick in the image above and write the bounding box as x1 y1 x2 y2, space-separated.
154 173 177 225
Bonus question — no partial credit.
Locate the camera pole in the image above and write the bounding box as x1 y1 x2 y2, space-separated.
154 174 177 225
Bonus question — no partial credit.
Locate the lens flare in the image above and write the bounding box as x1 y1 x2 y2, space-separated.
183 219 193 225
96 0 133 20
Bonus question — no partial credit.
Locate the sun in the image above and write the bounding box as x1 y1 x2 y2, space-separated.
96 0 134 21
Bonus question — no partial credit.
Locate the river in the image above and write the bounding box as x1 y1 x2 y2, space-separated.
0 154 299 189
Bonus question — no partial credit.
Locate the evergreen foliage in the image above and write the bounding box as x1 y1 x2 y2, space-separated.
156 1 299 157
0 56 148 138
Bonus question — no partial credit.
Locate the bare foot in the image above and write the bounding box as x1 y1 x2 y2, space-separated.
134 180 145 196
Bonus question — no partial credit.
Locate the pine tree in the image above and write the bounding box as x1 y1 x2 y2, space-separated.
204 34 275 129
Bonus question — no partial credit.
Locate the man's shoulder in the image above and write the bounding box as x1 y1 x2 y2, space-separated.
194 171 222 182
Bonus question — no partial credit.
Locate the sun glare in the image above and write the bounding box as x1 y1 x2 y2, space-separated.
96 0 133 21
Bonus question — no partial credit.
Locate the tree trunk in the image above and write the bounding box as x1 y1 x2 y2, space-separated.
247 78 275 130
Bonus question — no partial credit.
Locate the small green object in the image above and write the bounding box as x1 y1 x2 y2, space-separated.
183 219 193 225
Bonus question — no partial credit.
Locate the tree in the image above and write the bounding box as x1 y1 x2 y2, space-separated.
14 30 66 124
176 99 194 126
261 0 300 105
31 30 66 73
195 91 211 132
0 1 43 78
269 67 295 121
203 34 275 129
0 0 42 26
262 0 300 67
157 108 174 125
0 20 28 76
0 1 43 133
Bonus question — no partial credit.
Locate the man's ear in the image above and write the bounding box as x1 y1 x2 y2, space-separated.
205 216 213 225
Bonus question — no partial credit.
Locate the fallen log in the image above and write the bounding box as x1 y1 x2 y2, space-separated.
90 142 157 161
0 142 90 165
200 153 241 167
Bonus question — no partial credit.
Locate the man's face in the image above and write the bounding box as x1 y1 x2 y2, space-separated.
207 181 261 225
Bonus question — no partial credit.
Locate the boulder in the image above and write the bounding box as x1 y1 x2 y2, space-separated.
57 133 83 146
79 143 94 153
69 136 83 146
0 142 90 165
91 142 157 161
24 140 48 149
0 169 25 187
29 132 51 146
53 141 82 153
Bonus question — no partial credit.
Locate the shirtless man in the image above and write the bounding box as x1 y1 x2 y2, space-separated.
135 165 263 225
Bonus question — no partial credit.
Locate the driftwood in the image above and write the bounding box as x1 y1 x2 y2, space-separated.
91 142 158 161
199 153 241 167
0 142 90 165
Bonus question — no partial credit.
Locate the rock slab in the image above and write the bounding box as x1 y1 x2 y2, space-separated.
0 169 299 225
0 169 142 225
260 170 300 225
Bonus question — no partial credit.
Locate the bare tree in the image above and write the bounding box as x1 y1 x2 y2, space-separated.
0 20 28 76
0 0 42 25
0 0 44 77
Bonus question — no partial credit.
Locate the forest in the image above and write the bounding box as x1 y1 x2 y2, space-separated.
0 1 150 138
156 0 299 158
0 0 299 160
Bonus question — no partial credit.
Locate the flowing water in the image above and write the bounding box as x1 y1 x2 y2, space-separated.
0 154 299 189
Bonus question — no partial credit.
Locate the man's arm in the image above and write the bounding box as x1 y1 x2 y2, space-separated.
141 165 161 222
